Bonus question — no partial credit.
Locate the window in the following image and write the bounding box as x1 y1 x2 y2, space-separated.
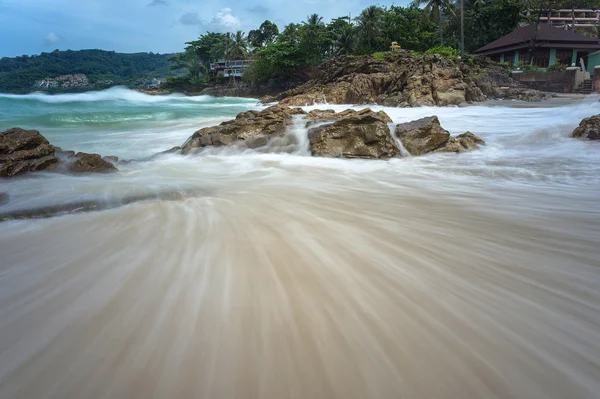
504 52 515 64
556 50 572 66
532 49 550 68
519 51 531 64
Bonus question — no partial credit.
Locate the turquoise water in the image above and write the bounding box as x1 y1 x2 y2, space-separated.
0 86 259 157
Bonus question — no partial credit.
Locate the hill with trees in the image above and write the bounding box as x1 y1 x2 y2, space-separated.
0 49 174 93
168 0 595 92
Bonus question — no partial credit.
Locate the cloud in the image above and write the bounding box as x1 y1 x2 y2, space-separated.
179 12 202 25
147 0 167 6
44 32 61 45
178 8 241 31
209 8 241 31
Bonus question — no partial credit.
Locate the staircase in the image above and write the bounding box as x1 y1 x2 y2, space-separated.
576 79 593 94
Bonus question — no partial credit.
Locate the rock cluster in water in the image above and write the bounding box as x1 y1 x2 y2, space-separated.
0 128 118 178
264 52 546 107
571 115 600 140
180 106 485 159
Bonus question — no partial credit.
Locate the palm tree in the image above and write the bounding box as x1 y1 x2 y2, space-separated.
412 0 454 45
355 6 382 51
225 31 249 60
305 13 324 26
335 25 357 55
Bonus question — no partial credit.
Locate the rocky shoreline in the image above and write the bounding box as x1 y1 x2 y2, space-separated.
265 52 547 107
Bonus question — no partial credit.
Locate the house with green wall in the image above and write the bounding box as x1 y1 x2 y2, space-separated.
473 24 600 74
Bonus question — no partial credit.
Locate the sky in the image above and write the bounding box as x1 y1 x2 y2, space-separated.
0 0 410 57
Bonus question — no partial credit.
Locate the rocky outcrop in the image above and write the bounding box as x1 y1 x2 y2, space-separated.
66 153 118 173
275 52 546 107
308 111 399 159
572 115 600 140
395 116 484 155
0 128 60 177
1 128 118 178
181 105 306 154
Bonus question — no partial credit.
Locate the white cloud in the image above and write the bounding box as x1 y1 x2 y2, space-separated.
44 32 61 45
212 8 241 30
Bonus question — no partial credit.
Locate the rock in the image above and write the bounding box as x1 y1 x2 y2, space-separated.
67 152 118 173
304 108 393 125
55 147 76 159
572 115 600 140
435 131 486 153
181 105 306 154
275 52 545 107
102 155 119 163
0 192 8 206
0 128 60 177
395 116 451 155
308 113 400 159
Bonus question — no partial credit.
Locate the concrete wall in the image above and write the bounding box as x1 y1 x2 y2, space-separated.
511 71 570 92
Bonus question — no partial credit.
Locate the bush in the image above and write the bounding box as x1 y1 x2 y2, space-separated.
425 46 460 57
371 51 391 61
547 62 567 72
514 61 541 73
411 51 421 57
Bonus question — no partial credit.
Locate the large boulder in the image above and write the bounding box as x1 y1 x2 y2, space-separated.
304 108 393 124
572 115 600 140
0 128 119 178
395 116 451 155
395 117 484 155
0 128 60 177
181 105 306 154
308 112 400 159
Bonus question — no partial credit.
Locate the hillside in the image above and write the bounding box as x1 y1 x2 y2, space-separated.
0 49 174 93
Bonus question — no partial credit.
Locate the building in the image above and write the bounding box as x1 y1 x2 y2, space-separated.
534 8 600 31
473 24 600 73
209 59 252 78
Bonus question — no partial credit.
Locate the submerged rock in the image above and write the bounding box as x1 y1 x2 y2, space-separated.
67 152 118 173
0 128 60 177
395 117 484 155
0 128 119 178
308 112 399 159
181 105 306 154
572 115 600 140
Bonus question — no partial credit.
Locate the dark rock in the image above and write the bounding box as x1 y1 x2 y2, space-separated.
0 192 8 206
308 113 400 159
181 105 306 154
572 115 600 140
395 116 451 155
67 152 118 173
0 128 60 177
304 108 393 126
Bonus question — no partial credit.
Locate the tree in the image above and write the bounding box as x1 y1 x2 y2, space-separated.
248 20 280 49
225 31 249 59
334 25 358 55
305 14 325 26
382 5 439 52
168 49 207 86
185 32 227 62
412 0 454 45
355 5 383 53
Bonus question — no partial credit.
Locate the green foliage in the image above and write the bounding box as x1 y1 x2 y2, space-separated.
243 41 304 84
371 52 390 61
0 49 173 93
248 20 280 49
425 46 460 57
547 62 567 72
515 61 541 73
